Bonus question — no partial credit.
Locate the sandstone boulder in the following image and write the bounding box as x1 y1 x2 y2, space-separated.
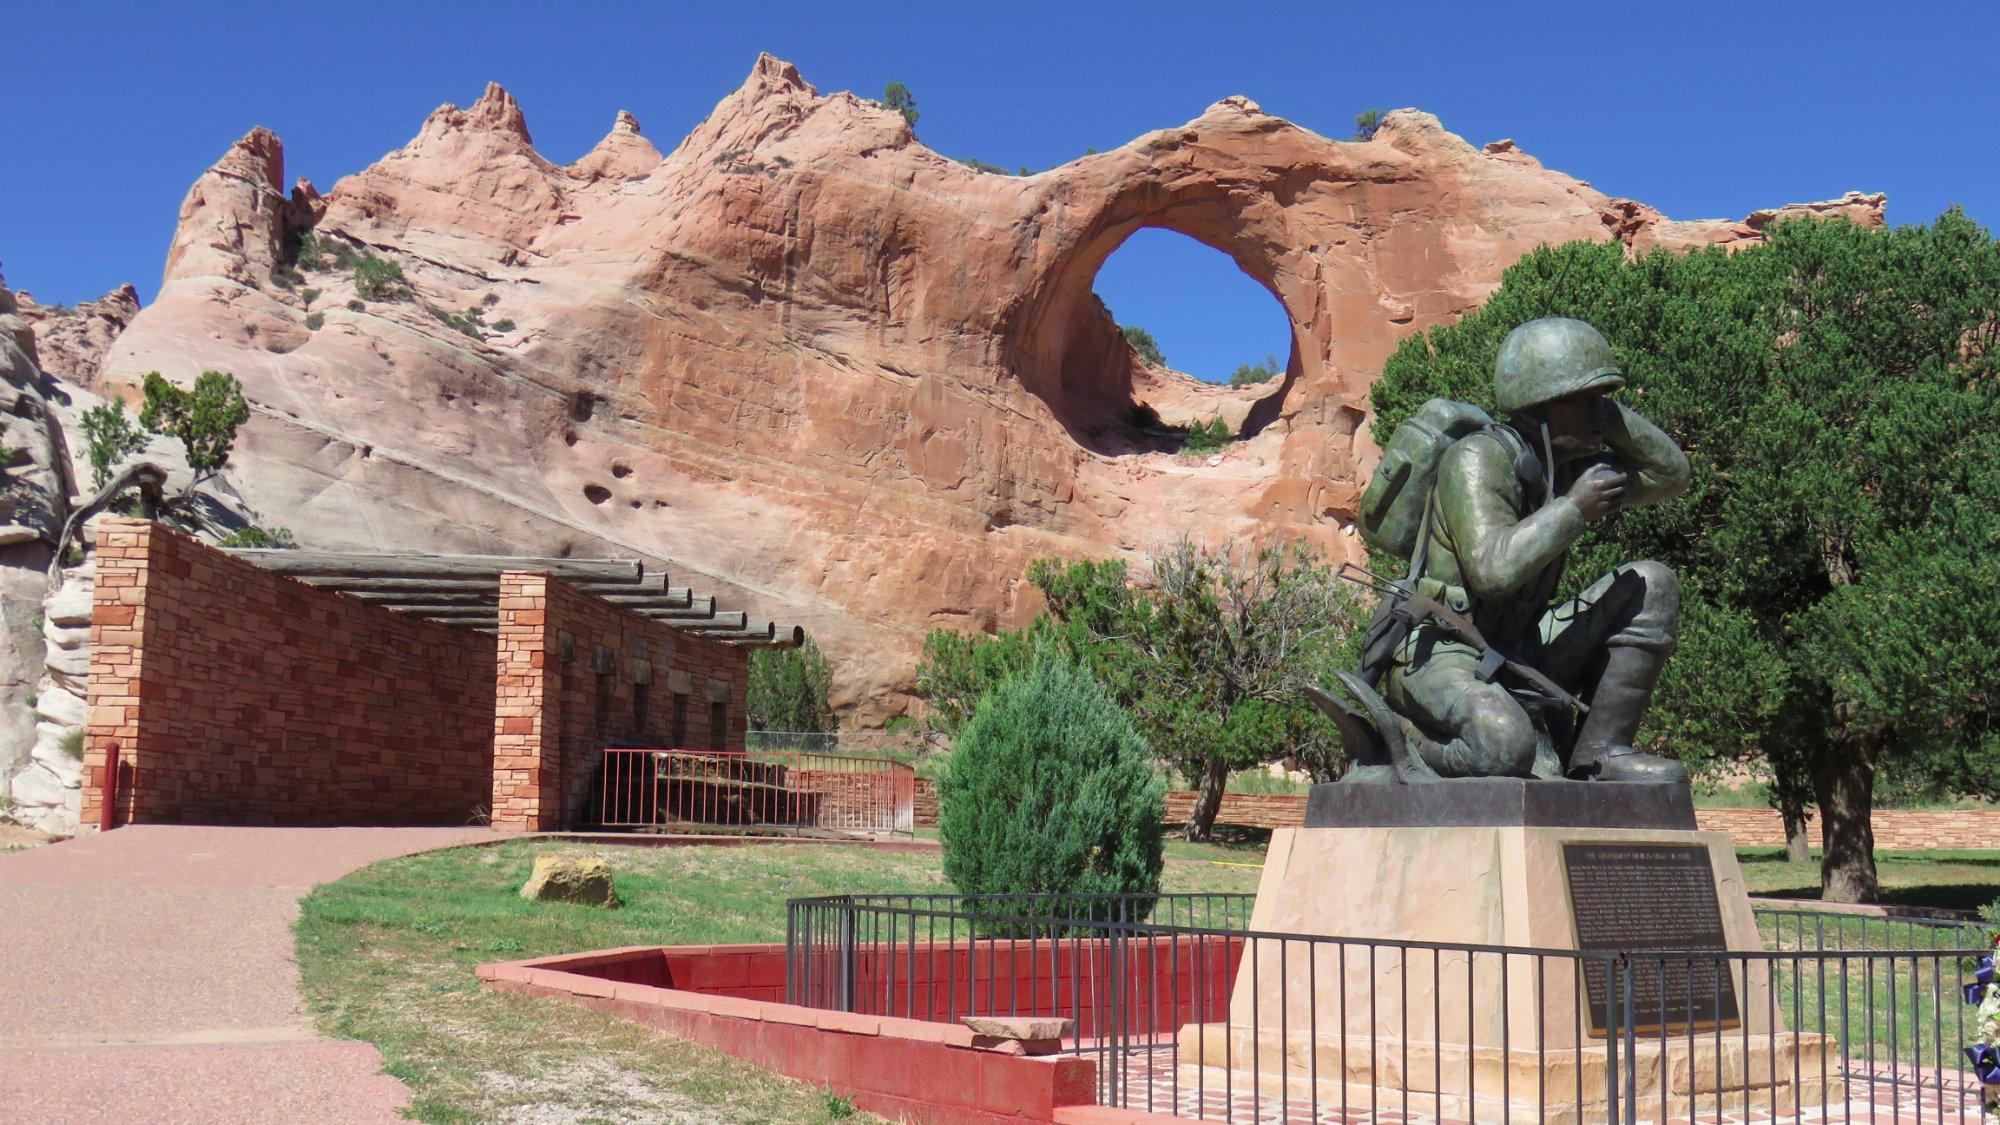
519 853 620 908
42 582 93 628
962 1015 1073 1040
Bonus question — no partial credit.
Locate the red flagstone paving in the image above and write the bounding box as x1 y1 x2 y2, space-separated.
0 825 506 1123
1109 1041 1988 1122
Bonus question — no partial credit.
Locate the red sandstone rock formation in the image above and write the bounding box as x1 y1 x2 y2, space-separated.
17 284 142 384
93 56 1884 720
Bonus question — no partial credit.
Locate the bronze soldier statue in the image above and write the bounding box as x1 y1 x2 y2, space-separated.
1323 317 1692 784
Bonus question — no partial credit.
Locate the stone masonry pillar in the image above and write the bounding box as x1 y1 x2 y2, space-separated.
492 571 558 829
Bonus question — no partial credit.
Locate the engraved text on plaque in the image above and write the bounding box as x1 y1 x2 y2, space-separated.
1562 842 1740 1035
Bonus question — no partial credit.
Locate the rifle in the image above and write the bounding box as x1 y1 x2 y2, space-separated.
1335 562 1589 715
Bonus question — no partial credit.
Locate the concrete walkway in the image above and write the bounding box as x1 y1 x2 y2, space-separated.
0 825 508 1123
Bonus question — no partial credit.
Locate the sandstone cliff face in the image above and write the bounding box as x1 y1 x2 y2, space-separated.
17 285 141 385
92 56 1885 720
0 280 74 801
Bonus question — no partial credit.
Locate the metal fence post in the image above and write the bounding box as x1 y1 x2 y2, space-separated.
1106 901 1128 1106
98 740 121 832
840 899 859 1013
1620 955 1638 1125
785 901 799 1006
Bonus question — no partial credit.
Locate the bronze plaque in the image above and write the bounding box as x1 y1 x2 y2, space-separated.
1562 842 1740 1036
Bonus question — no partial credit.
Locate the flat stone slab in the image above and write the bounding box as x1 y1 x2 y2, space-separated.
961 1015 1072 1041
1303 777 1695 830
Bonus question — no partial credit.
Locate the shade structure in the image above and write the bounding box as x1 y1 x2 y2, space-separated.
221 548 801 647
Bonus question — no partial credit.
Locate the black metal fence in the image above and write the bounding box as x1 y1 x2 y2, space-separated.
785 892 1996 1122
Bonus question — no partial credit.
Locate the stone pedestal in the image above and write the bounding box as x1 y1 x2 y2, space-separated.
1175 781 1840 1122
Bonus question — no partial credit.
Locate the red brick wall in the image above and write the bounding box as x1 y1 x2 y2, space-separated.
1688 806 2000 851
920 782 2000 848
83 520 496 828
1161 791 1310 831
1146 790 2000 849
492 574 751 830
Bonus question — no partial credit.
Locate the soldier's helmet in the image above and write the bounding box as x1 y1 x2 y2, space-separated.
1493 317 1625 414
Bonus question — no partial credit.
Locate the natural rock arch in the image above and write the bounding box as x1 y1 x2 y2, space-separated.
1015 205 1308 451
88 56 1884 722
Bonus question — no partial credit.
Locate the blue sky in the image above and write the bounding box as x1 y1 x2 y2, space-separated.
5 1 1995 382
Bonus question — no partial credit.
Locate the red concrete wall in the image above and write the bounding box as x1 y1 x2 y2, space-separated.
532 935 1243 1040
492 574 751 830
845 934 1243 1038
82 520 496 828
488 943 1111 1122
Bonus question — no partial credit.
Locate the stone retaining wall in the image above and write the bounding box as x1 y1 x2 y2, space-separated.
1155 791 1998 850
914 781 1994 850
83 520 496 827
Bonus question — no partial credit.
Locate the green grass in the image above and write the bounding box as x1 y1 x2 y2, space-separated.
297 838 1263 1122
1755 908 1994 1067
1741 848 1999 1067
1737 846 2000 913
297 835 2000 1119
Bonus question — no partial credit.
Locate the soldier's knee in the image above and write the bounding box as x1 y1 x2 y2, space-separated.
1461 692 1538 776
1619 559 1680 646
1624 559 1679 607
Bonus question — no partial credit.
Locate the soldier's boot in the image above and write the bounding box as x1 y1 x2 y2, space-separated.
1566 646 1689 783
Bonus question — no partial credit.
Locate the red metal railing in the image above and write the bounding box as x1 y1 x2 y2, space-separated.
598 748 916 835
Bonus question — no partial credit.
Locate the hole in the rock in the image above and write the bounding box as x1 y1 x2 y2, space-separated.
569 391 598 423
1096 229 1291 389
1033 224 1300 457
610 462 633 479
583 484 612 505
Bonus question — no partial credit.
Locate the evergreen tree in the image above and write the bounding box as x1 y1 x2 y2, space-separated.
939 646 1164 920
746 637 838 733
882 82 919 129
139 370 249 488
1122 325 1166 367
919 545 1365 841
79 399 148 489
1374 211 2000 902
1180 416 1234 454
1229 355 1282 386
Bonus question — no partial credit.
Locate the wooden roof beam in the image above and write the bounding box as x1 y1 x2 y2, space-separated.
224 549 643 583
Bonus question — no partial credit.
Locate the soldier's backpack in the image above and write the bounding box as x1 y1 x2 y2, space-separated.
1357 398 1497 559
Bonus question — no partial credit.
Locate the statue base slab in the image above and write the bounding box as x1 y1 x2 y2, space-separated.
1172 1023 1841 1125
1303 777 1696 830
1174 824 1821 1122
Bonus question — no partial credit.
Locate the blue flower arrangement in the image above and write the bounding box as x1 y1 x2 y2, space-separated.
1968 933 2000 1115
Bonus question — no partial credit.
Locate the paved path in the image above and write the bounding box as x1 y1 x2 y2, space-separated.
0 825 508 1123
